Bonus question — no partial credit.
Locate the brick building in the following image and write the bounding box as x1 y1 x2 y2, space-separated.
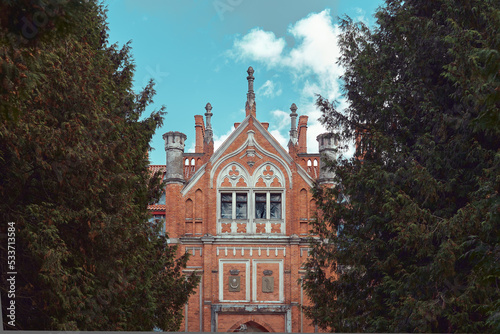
149 67 336 332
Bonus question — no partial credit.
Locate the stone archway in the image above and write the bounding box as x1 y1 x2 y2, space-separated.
230 320 271 332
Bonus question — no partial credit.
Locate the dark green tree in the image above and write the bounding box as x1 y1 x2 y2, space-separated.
302 0 499 332
0 0 198 330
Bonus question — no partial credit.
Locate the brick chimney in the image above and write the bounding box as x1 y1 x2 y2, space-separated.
194 115 205 153
298 115 308 153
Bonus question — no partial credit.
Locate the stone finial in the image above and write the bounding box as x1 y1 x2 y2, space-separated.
245 66 256 117
289 103 298 144
204 102 213 143
205 103 213 128
247 66 254 77
247 66 255 96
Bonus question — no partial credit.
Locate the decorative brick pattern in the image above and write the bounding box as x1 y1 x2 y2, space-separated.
236 223 247 233
256 223 266 233
271 223 281 233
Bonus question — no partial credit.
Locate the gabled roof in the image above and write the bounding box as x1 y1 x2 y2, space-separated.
208 114 293 166
181 114 314 195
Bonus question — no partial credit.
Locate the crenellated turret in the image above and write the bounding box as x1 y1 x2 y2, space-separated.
163 131 187 184
317 133 337 184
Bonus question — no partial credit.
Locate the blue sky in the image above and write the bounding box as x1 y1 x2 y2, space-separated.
105 0 384 165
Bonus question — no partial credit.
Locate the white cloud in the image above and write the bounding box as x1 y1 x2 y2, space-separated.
284 9 343 103
187 140 196 153
269 109 290 131
258 80 282 98
228 9 345 153
213 126 236 151
230 28 285 66
269 129 288 148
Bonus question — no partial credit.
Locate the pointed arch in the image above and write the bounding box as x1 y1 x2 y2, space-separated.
185 198 193 219
216 162 250 188
252 163 285 188
228 320 274 332
209 129 293 188
195 189 203 219
300 188 308 219
309 199 316 217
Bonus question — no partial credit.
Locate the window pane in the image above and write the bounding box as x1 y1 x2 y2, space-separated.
221 202 232 218
255 193 266 218
270 193 281 219
236 193 247 219
221 193 232 218
270 193 281 202
221 193 232 202
255 194 266 202
236 202 247 219
255 202 266 218
270 202 281 219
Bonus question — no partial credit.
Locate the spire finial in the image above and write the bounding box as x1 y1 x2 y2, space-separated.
205 102 212 117
247 66 254 78
245 66 256 117
289 103 298 144
204 102 213 143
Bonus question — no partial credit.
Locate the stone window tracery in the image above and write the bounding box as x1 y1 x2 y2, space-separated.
217 162 285 235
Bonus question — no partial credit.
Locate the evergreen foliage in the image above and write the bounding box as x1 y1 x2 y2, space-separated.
302 0 499 332
0 1 198 330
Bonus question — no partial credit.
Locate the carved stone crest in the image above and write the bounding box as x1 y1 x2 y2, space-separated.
263 270 273 276
229 269 240 275
228 276 240 292
262 276 274 293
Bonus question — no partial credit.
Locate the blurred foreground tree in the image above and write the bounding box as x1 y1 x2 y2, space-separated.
302 0 499 332
0 0 198 330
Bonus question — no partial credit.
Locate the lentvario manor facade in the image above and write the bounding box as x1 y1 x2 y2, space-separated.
148 67 336 332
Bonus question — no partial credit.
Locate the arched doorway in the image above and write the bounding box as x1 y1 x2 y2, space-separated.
232 321 269 332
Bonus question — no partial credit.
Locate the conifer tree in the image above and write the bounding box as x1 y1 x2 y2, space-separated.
0 1 198 330
302 0 499 332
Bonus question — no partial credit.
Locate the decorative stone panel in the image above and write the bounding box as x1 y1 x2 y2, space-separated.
217 163 250 188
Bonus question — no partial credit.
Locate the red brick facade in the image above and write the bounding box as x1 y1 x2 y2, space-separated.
149 67 335 332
